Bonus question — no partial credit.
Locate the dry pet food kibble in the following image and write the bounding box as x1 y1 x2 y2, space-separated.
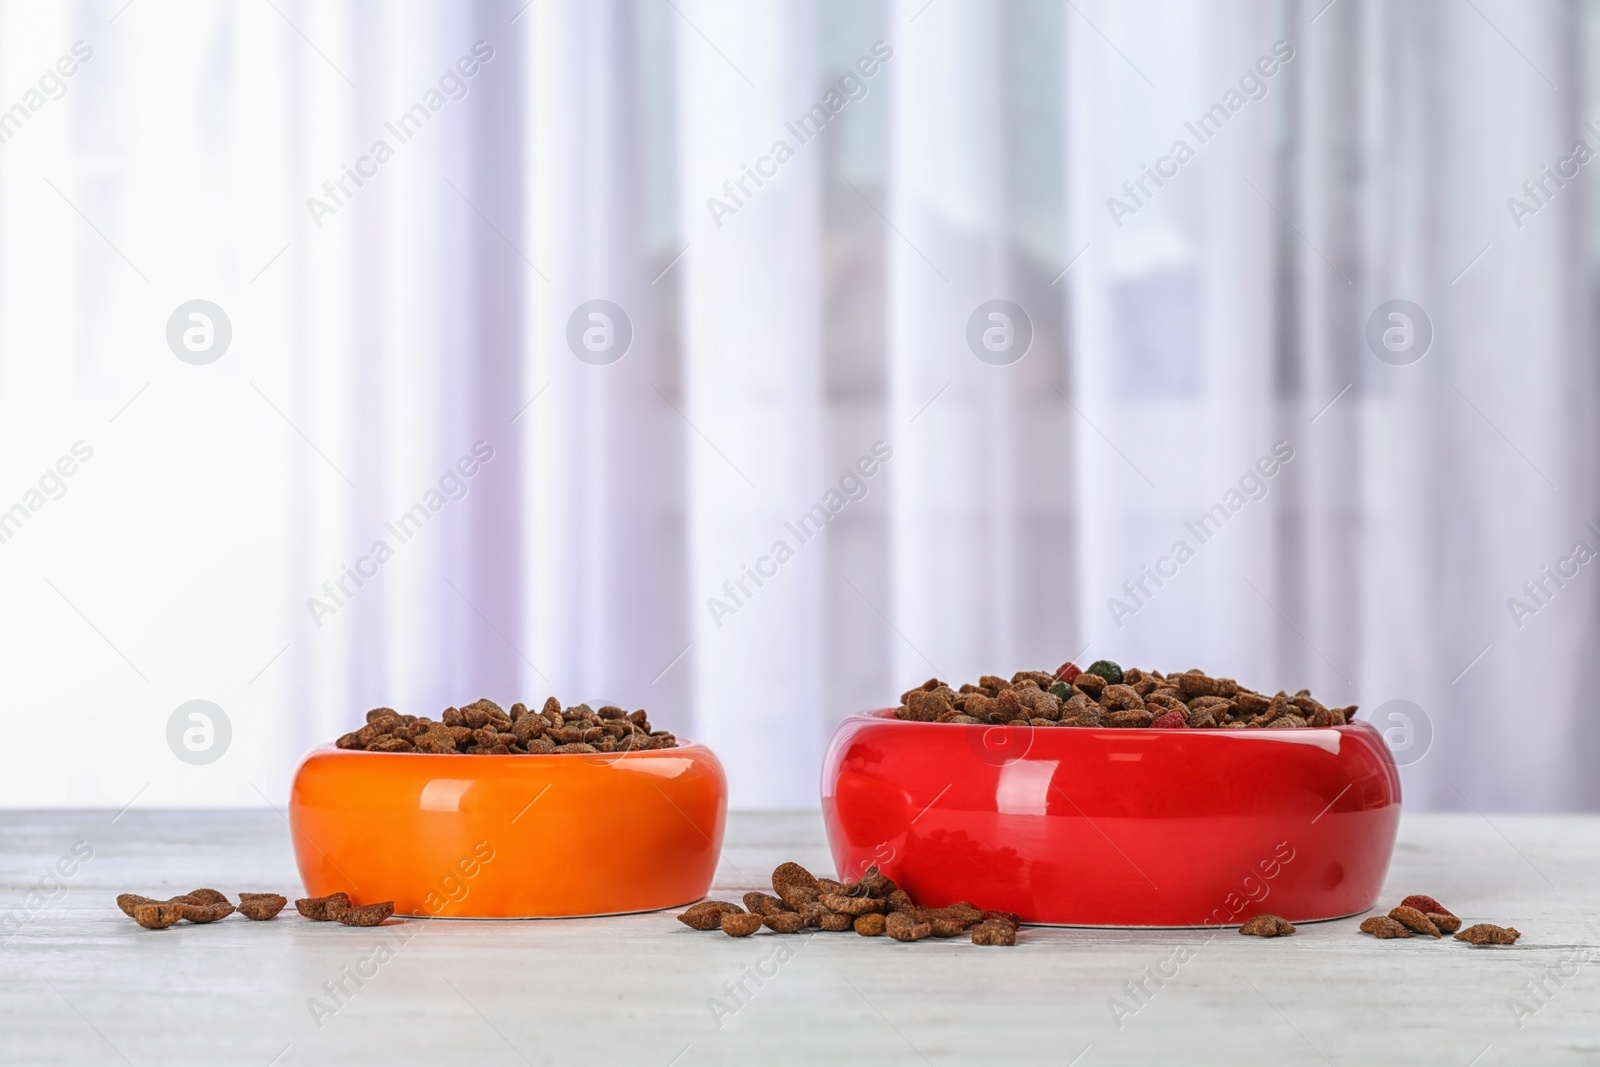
854 913 887 936
237 893 288 921
179 901 236 923
175 888 228 906
1387 906 1441 938
675 862 1017 946
132 902 186 930
1425 913 1461 935
1360 916 1412 939
335 698 678 755
970 917 1018 946
1455 923 1520 945
295 892 352 921
1399 894 1460 934
885 911 932 942
330 900 395 927
721 912 764 937
120 887 395 930
117 893 165 918
678 901 743 931
1239 914 1296 937
118 888 238 928
1360 894 1514 946
894 660 1356 730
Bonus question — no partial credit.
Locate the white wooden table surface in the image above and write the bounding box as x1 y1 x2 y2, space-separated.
1 810 1595 1066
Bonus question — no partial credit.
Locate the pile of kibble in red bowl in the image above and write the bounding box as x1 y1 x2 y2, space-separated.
893 659 1356 730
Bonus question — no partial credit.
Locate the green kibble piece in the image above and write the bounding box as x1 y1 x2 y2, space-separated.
1049 681 1074 701
1085 659 1123 686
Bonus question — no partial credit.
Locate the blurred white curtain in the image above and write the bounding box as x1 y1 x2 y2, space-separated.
524 0 690 724
289 0 526 768
679 0 828 807
1297 0 1600 809
5 0 1599 812
1067 0 1600 810
1066 2 1281 687
887 0 1021 685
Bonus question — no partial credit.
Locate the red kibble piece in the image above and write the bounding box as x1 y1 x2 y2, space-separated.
1150 709 1188 729
1054 662 1081 683
1399 894 1454 918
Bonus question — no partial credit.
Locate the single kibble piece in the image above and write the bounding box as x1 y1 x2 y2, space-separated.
856 866 897 899
1455 923 1520 946
763 912 806 934
1399 894 1454 918
1239 914 1295 937
238 893 287 921
678 900 744 931
295 892 351 921
1388 906 1441 938
818 912 852 932
132 902 186 930
332 901 395 927
820 893 886 917
743 891 790 918
971 919 1017 946
1359 916 1412 939
773 871 821 906
117 893 164 918
721 912 764 937
885 912 932 942
176 888 229 906
1426 912 1462 935
854 913 887 936
1084 659 1124 685
180 902 236 924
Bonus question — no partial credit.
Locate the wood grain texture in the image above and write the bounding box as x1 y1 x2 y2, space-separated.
0 810 1594 1065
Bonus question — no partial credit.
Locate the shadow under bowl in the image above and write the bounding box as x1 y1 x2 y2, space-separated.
289 742 727 918
821 711 1400 927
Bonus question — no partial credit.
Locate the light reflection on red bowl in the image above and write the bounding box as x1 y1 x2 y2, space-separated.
821 710 1401 927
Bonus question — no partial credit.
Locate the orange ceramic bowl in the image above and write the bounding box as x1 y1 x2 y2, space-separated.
288 743 727 918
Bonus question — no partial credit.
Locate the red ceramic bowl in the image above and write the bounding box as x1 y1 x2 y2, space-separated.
822 711 1400 927
289 742 726 918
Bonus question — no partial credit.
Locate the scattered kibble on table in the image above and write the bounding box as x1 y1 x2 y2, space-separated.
117 888 390 929
677 862 1020 946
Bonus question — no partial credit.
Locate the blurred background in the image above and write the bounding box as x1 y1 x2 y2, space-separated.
1 0 1596 811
